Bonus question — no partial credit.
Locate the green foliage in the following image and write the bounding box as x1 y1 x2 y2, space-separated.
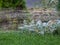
57 0 60 11
0 0 26 10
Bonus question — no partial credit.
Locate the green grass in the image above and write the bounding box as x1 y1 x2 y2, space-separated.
0 31 60 45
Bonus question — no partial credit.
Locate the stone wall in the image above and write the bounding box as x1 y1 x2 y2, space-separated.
31 11 60 22
0 9 60 30
0 10 28 30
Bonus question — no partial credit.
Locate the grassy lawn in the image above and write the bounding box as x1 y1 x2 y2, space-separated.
0 31 60 45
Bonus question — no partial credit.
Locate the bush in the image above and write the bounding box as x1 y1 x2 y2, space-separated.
0 0 26 10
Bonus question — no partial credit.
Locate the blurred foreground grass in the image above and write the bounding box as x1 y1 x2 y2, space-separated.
0 31 60 45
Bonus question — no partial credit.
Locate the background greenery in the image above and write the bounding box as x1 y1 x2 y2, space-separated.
57 0 60 11
0 0 26 10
